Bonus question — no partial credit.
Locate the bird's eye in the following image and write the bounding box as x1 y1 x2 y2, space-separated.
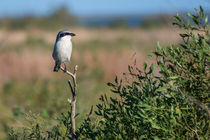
60 33 65 38
59 33 72 38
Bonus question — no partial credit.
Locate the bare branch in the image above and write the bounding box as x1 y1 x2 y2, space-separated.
74 65 78 74
79 106 94 132
68 80 74 95
60 66 75 78
59 65 78 140
87 105 93 119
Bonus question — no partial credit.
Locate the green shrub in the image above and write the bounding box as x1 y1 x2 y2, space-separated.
78 6 210 139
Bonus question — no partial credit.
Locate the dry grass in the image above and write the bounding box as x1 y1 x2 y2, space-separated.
0 51 53 81
0 50 146 81
0 27 182 83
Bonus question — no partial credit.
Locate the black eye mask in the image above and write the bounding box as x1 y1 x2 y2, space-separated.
60 32 76 38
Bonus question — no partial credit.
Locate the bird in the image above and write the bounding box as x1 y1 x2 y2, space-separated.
52 30 76 72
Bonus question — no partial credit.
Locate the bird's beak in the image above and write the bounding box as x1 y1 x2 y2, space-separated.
70 33 76 37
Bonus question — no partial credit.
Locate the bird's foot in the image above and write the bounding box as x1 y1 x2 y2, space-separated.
64 68 67 73
63 64 67 73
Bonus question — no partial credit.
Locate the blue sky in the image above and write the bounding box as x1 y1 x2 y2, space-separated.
0 0 210 17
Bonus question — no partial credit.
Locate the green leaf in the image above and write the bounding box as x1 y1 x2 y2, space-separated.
180 44 188 49
178 79 188 84
151 122 161 129
175 108 181 114
200 6 204 19
138 76 145 80
107 82 115 87
205 16 208 25
180 33 189 38
128 65 133 72
165 94 172 98
136 67 142 73
115 76 118 84
153 51 162 57
95 110 102 116
174 13 181 22
122 107 126 113
157 41 162 49
169 76 179 80
147 54 153 59
155 86 168 93
193 16 199 25
110 89 119 93
172 22 180 26
143 62 147 71
187 12 193 18
100 118 106 123
176 62 182 67
147 64 154 74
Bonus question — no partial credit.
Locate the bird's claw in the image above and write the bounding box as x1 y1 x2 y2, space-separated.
63 64 67 73
63 67 67 73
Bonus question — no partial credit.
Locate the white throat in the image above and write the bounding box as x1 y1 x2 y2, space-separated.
60 36 72 41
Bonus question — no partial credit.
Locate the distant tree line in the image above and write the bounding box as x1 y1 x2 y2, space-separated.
0 6 78 30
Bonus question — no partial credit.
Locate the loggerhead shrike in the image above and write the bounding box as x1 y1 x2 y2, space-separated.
52 30 76 72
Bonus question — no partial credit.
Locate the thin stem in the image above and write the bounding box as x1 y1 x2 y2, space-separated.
60 66 74 78
68 80 74 94
60 65 78 140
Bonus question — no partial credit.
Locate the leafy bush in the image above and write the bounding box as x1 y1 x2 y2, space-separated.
6 7 209 139
78 6 210 139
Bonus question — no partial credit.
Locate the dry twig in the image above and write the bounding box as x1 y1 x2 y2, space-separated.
60 65 78 140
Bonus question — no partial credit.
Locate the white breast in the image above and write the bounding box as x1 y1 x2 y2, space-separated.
53 40 72 63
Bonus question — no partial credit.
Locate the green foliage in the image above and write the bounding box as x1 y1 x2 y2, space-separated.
78 6 210 139
6 7 210 139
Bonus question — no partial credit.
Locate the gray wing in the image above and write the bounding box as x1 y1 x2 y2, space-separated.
52 43 58 61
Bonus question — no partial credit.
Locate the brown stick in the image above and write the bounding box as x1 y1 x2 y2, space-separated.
61 65 78 140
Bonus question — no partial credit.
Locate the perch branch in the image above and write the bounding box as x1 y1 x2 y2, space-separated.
60 65 78 140
60 66 75 78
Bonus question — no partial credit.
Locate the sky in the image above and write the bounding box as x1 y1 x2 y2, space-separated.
0 0 210 17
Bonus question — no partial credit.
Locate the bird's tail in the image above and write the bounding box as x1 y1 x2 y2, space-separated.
53 62 60 72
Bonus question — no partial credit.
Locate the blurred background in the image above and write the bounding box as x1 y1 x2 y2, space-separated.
0 0 209 138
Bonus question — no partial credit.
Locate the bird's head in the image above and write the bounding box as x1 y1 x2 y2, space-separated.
56 30 76 41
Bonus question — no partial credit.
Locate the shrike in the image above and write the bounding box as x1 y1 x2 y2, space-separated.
52 30 76 72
